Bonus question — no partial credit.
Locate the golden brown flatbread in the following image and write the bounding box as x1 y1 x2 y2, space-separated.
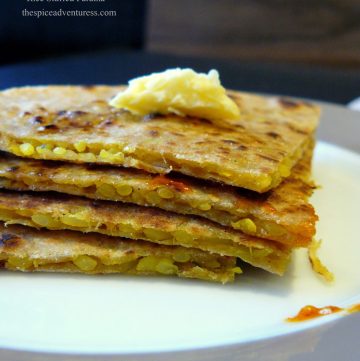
0 223 239 283
0 144 317 246
0 190 290 275
0 86 319 192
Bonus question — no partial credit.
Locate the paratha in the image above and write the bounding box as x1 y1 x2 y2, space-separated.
0 223 239 283
0 86 320 192
0 190 290 275
0 145 317 246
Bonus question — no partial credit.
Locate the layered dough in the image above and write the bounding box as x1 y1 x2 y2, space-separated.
0 144 317 246
0 190 290 275
0 86 320 192
0 223 240 283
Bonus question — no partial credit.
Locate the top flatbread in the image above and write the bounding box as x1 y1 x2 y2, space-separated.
0 86 320 192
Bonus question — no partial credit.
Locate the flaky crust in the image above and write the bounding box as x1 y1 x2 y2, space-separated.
0 86 320 192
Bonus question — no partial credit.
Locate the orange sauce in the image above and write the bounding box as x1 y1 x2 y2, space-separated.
348 303 360 313
287 303 360 322
287 305 343 322
150 175 190 192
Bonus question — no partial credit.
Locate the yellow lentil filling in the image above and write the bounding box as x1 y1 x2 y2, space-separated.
74 140 87 152
10 141 127 168
19 143 35 156
116 184 133 196
1 252 240 282
96 183 118 199
6 135 309 192
156 187 174 199
73 255 98 271
231 218 257 234
271 141 307 188
0 208 287 274
0 174 300 245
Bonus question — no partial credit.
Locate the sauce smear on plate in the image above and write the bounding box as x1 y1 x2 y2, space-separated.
287 305 342 322
287 303 360 322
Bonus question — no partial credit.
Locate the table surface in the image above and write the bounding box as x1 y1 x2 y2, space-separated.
0 49 359 105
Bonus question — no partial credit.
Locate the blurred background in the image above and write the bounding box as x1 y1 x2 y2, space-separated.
148 0 360 69
1 0 359 103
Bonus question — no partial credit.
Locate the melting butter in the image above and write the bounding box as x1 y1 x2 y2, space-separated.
110 68 240 123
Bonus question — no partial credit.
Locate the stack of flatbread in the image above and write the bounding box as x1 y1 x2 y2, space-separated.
0 86 320 283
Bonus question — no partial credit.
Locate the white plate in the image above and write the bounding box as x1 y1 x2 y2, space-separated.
348 97 360 111
1 102 360 361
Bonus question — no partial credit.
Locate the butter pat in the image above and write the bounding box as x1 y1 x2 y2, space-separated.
110 68 240 122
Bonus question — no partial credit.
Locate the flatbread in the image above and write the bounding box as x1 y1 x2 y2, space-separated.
0 145 317 246
0 223 239 283
0 86 320 192
0 190 290 275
